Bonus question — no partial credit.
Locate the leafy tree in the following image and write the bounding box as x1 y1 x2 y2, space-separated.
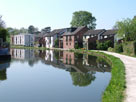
41 27 51 34
115 17 136 41
7 27 20 35
28 25 35 34
20 27 28 33
0 28 9 42
0 16 5 28
70 11 96 29
70 72 95 87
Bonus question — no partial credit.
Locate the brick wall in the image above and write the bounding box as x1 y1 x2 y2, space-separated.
63 36 75 49
63 27 88 49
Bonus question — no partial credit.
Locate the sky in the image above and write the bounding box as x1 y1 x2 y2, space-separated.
0 0 136 30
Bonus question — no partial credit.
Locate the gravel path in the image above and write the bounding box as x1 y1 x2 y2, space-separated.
101 51 136 102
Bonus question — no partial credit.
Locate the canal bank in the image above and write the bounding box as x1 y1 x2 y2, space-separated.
10 46 126 102
101 51 136 102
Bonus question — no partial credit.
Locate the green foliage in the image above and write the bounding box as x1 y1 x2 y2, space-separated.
115 17 136 41
0 28 9 42
54 38 59 48
96 40 113 50
123 41 136 56
114 43 123 53
108 47 114 52
70 72 95 87
70 11 96 29
75 43 79 49
28 25 35 34
7 27 28 35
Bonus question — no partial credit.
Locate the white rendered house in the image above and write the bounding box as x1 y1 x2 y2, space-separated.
45 35 57 48
14 34 34 46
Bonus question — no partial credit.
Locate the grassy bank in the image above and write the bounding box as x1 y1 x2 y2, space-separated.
11 45 47 50
11 46 126 102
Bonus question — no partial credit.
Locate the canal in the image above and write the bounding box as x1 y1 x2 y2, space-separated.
0 49 111 102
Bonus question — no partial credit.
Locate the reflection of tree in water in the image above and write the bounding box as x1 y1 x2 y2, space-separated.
0 69 7 81
70 72 96 87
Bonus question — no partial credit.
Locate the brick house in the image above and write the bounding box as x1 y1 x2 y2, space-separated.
63 26 88 49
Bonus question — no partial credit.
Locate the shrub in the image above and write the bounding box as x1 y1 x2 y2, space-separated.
108 47 114 52
96 40 113 50
123 41 136 56
54 38 59 48
114 43 123 53
75 43 79 49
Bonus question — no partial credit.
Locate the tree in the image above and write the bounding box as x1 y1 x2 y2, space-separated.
115 17 136 41
70 11 96 29
28 25 35 34
41 27 51 34
0 28 9 42
0 16 5 28
20 27 28 33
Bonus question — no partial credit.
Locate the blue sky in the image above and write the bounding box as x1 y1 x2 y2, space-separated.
0 0 136 30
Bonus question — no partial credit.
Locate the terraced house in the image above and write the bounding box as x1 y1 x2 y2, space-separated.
83 29 118 50
63 26 88 49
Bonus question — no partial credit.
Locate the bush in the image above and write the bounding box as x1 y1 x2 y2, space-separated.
75 43 79 49
54 38 59 48
123 41 136 56
114 43 123 53
108 47 114 52
96 40 113 50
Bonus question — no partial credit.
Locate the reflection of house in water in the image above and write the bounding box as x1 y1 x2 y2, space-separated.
63 51 74 65
83 54 111 72
10 49 35 60
45 50 54 62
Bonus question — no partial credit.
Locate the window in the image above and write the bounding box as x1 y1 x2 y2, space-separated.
104 36 108 38
77 35 79 39
66 36 68 41
66 42 68 45
69 36 72 41
20 37 21 44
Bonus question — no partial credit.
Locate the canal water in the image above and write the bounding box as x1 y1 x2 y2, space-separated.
0 49 111 102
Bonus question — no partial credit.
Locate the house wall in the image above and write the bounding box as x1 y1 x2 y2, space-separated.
63 36 75 49
13 34 34 46
45 35 57 48
63 27 88 49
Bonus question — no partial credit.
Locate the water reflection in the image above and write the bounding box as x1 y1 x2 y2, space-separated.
10 49 111 87
0 59 10 81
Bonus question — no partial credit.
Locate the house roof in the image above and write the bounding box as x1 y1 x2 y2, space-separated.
63 26 86 36
34 33 49 42
45 28 66 37
84 29 105 36
102 29 118 36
